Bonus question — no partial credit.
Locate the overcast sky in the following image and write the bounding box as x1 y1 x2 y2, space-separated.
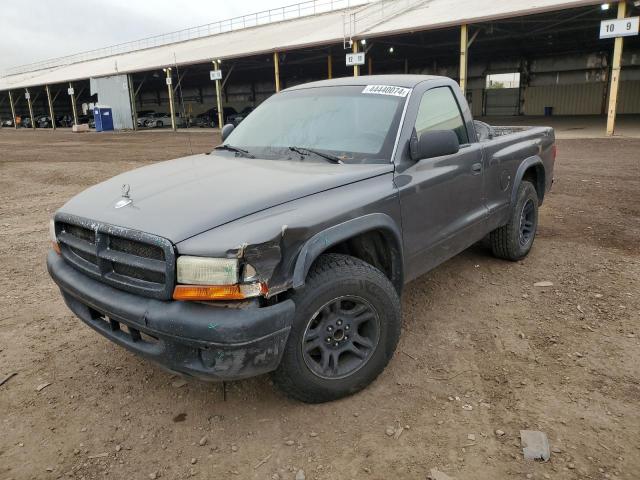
0 0 296 70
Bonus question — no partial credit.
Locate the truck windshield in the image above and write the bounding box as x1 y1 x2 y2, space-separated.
222 86 408 163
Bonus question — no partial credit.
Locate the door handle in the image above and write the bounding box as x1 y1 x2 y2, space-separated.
471 163 482 174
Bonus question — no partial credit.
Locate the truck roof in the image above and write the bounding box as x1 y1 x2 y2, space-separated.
284 74 448 91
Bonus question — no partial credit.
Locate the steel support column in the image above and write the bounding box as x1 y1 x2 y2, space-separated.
327 54 333 79
214 60 224 129
352 41 360 77
25 88 35 130
606 1 627 137
127 74 138 131
69 82 78 125
460 24 469 94
165 68 176 131
274 52 281 92
8 91 17 129
45 85 56 130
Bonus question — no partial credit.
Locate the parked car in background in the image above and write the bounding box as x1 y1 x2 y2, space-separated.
35 115 77 128
56 115 75 127
136 110 156 128
144 112 187 128
227 106 254 126
36 115 53 128
1 118 14 127
193 106 237 128
22 114 47 128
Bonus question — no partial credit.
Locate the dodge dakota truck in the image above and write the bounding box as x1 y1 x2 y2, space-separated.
47 75 555 403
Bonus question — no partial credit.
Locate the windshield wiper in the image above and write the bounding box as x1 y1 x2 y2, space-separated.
215 144 255 158
289 146 343 164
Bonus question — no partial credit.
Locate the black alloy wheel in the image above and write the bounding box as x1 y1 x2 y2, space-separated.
519 199 536 247
302 295 380 380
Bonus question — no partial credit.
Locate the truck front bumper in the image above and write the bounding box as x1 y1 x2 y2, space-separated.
47 252 295 381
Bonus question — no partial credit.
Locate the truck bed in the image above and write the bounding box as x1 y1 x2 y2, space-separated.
474 120 539 141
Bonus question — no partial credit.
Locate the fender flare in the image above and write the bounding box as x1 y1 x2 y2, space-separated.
291 213 404 291
510 156 546 206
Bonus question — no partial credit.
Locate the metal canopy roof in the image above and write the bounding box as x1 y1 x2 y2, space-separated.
0 0 603 91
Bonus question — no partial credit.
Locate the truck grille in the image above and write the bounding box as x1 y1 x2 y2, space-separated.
55 214 175 300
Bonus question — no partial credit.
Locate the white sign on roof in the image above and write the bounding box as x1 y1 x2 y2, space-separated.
599 17 639 39
346 52 365 66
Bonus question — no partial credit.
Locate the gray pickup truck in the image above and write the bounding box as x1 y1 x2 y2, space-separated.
47 75 555 403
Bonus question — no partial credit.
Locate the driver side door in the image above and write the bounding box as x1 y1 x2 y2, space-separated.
396 85 487 281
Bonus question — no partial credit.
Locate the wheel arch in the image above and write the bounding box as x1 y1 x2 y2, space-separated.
511 156 546 206
291 213 404 294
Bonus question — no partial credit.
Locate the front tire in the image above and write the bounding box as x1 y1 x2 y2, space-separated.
490 180 539 261
273 254 401 403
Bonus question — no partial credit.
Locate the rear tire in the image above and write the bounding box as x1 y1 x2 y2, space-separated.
490 180 539 261
272 254 401 403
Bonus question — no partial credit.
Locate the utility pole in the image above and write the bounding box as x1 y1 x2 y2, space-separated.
273 52 281 92
127 74 138 131
45 85 56 130
8 91 17 129
164 67 176 131
460 24 469 95
69 82 78 126
606 0 628 136
352 41 360 77
213 60 224 129
25 88 35 130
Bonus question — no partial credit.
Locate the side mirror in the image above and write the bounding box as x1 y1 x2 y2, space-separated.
221 123 235 142
409 129 460 161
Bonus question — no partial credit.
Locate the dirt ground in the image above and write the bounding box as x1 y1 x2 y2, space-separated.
0 129 638 480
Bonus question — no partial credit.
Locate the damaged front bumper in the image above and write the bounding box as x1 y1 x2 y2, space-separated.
47 252 295 381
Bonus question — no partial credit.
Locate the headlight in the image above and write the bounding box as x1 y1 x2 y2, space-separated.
174 256 266 301
50 219 61 255
177 256 238 285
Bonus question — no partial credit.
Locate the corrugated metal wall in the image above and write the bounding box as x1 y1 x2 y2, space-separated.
523 81 640 115
523 83 605 115
485 88 520 116
413 49 640 117
469 88 484 117
90 75 134 130
618 81 640 114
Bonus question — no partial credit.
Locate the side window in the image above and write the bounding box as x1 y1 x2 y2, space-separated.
414 87 469 145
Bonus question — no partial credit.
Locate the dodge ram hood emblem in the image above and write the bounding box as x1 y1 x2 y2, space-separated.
115 184 132 209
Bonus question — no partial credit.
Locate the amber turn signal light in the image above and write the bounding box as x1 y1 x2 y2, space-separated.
173 283 267 301
49 219 61 255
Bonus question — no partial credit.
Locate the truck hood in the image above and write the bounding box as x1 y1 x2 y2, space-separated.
58 152 394 242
